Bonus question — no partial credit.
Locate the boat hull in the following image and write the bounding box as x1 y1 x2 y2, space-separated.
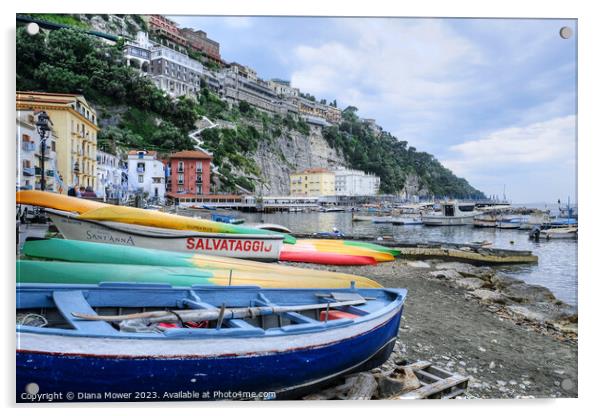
47 211 282 261
16 289 403 402
422 215 476 226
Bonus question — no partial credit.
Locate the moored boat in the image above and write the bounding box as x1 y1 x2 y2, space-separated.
496 216 528 229
16 283 407 401
46 209 283 261
211 213 245 225
422 201 479 226
540 227 577 239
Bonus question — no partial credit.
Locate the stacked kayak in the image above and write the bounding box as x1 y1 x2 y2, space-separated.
16 191 294 242
280 239 399 265
16 191 294 261
19 238 382 288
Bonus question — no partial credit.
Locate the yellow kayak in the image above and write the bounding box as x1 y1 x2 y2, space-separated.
16 191 295 243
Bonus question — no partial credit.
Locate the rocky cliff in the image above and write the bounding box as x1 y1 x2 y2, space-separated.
253 125 346 195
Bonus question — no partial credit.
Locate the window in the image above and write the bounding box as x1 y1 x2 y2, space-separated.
177 173 184 184
177 185 184 192
51 141 56 152
177 161 184 172
138 175 144 183
196 161 202 172
196 184 202 194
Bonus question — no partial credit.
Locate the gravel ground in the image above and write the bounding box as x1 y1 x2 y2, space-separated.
292 260 578 399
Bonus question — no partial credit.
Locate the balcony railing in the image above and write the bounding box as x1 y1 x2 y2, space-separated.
21 142 36 152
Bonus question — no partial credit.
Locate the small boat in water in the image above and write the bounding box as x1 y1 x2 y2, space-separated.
46 209 283 261
16 283 407 401
422 201 479 226
210 213 245 225
497 216 528 229
473 214 498 228
540 227 577 240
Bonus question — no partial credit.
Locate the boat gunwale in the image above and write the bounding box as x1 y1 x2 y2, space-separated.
46 209 284 241
16 284 407 341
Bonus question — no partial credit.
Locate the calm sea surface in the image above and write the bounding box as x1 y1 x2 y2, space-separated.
219 209 578 306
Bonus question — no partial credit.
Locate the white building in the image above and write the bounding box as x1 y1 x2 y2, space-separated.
127 150 166 201
334 167 380 197
96 150 127 200
16 111 57 192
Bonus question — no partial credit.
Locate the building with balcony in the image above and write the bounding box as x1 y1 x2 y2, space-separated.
96 150 127 200
127 150 166 201
166 150 213 199
16 111 58 192
16 92 99 194
147 15 188 47
290 167 336 197
149 45 205 97
181 28 221 65
295 96 342 125
333 167 380 197
123 31 152 73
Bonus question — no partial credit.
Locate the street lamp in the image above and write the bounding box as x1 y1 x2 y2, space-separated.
35 111 53 191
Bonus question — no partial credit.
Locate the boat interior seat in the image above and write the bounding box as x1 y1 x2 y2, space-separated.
52 291 117 334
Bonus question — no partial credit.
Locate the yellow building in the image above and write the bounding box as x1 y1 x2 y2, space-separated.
290 168 335 197
16 92 100 194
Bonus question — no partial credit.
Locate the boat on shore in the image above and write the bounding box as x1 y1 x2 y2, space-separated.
21 238 382 288
422 202 479 226
16 283 407 401
46 209 283 261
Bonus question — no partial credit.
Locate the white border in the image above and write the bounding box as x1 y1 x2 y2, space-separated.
3 0 599 415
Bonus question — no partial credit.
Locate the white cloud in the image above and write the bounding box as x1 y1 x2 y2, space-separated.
289 19 484 149
442 115 576 177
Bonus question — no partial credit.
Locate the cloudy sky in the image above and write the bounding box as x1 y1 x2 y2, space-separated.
169 16 577 203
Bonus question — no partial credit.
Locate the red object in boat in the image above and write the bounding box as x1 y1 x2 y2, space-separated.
319 310 360 321
279 250 377 266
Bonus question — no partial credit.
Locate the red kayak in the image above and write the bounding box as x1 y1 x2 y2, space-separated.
279 250 377 266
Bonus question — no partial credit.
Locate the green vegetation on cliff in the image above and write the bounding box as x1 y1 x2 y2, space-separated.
323 107 484 198
16 23 484 198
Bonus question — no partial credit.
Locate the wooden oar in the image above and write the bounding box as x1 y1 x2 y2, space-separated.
72 298 366 323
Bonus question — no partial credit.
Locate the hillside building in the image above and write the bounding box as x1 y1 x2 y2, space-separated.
165 150 213 198
16 111 58 192
96 150 127 200
16 92 99 194
127 150 166 201
290 168 336 197
334 167 380 196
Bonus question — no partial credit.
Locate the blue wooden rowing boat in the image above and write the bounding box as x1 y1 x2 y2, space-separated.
16 283 407 402
211 213 245 225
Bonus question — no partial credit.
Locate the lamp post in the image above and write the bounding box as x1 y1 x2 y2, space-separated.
35 111 53 191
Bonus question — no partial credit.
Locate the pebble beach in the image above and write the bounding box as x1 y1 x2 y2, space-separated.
291 259 578 399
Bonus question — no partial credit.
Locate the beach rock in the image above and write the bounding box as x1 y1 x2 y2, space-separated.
471 289 507 304
429 270 462 280
491 273 525 289
455 278 485 291
435 262 481 277
506 305 548 322
407 261 431 269
501 283 556 303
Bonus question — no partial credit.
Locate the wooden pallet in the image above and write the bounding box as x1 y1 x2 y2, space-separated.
394 361 469 399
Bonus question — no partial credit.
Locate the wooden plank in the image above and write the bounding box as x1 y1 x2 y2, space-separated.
395 375 470 400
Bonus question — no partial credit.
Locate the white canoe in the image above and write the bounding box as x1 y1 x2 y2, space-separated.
541 227 577 240
46 209 283 261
